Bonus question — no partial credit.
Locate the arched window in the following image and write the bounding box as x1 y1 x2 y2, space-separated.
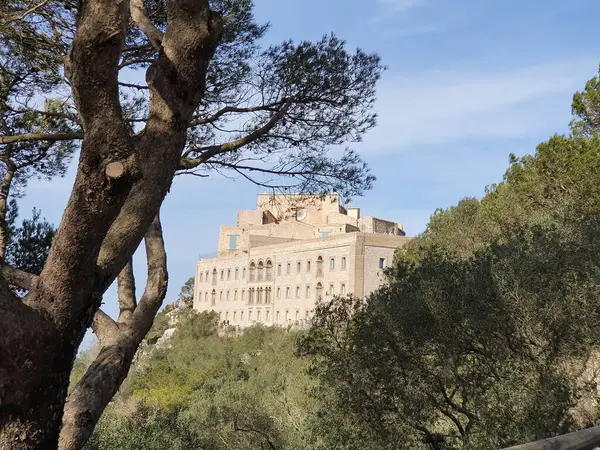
249 262 256 282
257 261 264 281
316 282 323 301
265 287 271 304
211 289 216 306
266 259 273 280
316 256 324 277
212 268 217 285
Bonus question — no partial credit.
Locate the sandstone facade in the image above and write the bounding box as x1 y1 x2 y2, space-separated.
193 194 410 327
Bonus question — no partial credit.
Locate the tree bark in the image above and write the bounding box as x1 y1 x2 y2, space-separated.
0 0 222 447
59 215 168 450
0 158 15 261
0 114 17 263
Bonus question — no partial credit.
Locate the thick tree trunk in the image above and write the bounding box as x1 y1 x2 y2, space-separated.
0 0 222 447
0 280 75 449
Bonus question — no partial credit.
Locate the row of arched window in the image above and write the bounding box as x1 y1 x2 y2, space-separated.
198 287 272 305
248 260 273 282
197 255 334 286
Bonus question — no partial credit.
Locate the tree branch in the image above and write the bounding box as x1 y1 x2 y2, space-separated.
95 1 224 289
129 214 168 341
59 216 168 450
5 105 81 125
117 260 136 325
6 0 51 22
118 81 149 90
208 160 321 177
0 132 84 145
1 265 38 291
233 420 277 450
179 98 293 170
188 99 289 128
130 0 163 51
91 309 120 344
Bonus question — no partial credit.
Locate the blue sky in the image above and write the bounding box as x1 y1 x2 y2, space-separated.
18 0 600 341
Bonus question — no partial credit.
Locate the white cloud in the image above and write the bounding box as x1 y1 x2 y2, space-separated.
371 0 428 24
379 0 424 13
360 57 598 153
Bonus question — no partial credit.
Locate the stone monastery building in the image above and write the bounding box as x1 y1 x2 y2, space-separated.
193 194 410 328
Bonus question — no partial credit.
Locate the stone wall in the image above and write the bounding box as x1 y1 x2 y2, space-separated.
195 233 411 328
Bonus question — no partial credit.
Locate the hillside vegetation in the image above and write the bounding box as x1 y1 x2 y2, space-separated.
80 66 600 449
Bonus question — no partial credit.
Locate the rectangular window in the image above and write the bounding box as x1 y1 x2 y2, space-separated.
297 262 301 273
220 270 224 281
286 287 290 298
243 268 246 279
330 258 335 270
220 291 223 300
235 268 239 280
228 234 238 250
379 258 386 269
286 263 291 274
277 264 282 276
266 310 270 321
277 288 281 299
307 261 311 272
242 290 245 301
296 286 300 298
248 310 252 321
341 257 346 269
226 311 229 320
341 284 346 295
295 310 299 321
226 290 230 301
276 310 280 321
306 286 311 297
227 269 231 280
329 284 334 295
204 292 208 302
321 231 329 238
285 310 289 321
234 290 238 300
233 311 237 321
257 310 261 321
241 311 244 321
199 272 203 282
